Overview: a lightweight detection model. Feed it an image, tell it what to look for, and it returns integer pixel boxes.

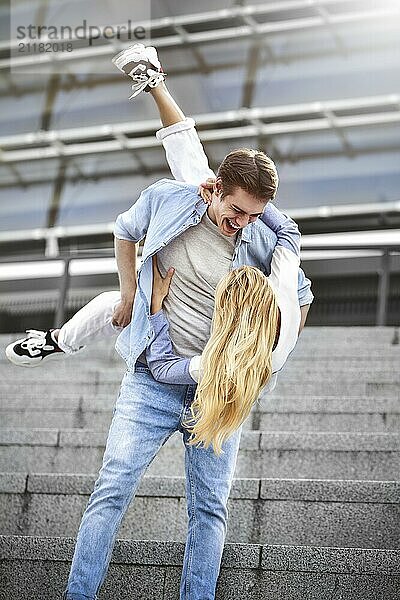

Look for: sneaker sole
[5,344,65,368]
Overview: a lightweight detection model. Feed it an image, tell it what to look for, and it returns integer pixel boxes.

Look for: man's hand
[112,298,134,328]
[151,255,175,314]
[198,177,217,205]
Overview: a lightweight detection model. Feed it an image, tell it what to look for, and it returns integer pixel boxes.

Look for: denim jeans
[63,365,242,600]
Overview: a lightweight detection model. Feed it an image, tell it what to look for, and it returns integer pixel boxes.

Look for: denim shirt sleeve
[146,311,197,385]
[261,203,314,306]
[113,184,154,242]
[260,202,300,256]
[297,268,314,306]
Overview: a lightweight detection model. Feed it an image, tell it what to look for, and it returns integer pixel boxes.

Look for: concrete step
[1,328,399,369]
[1,378,399,399]
[2,354,399,385]
[267,381,400,399]
[1,535,399,600]
[2,365,400,385]
[1,397,399,432]
[1,326,398,345]
[1,429,399,480]
[1,473,398,549]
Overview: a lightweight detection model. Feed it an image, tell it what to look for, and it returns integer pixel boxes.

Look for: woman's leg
[57,290,122,354]
[150,82,186,126]
[5,291,122,366]
[151,82,216,185]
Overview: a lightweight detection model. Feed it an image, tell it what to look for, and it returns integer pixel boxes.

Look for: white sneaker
[112,43,166,99]
[5,329,64,367]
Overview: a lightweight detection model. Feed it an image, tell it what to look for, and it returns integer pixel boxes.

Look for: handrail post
[54,258,71,328]
[376,250,390,326]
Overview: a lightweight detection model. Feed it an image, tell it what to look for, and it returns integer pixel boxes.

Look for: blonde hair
[182,266,279,455]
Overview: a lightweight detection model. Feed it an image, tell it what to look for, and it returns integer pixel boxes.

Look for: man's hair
[217,148,279,201]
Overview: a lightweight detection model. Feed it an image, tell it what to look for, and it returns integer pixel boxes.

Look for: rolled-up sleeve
[297,268,314,306]
[261,203,300,256]
[114,186,154,243]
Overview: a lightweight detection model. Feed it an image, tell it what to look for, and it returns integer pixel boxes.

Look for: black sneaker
[112,43,166,99]
[5,329,64,367]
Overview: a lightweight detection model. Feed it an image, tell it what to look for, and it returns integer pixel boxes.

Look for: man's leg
[179,392,243,600]
[64,367,188,600]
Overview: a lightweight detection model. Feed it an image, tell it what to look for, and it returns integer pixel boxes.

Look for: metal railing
[1,242,399,327]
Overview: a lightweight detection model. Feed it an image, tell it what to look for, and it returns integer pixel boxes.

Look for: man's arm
[112,184,156,326]
[112,239,138,327]
[297,265,313,332]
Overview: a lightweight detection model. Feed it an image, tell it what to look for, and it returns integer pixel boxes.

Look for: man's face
[208,184,267,237]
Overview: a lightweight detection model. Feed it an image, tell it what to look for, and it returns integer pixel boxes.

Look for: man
[6,45,313,599]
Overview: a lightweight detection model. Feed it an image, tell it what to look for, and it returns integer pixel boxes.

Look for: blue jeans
[63,366,242,600]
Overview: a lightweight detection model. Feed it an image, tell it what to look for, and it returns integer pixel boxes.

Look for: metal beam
[54,257,70,328]
[1,140,400,189]
[313,0,348,57]
[46,159,67,228]
[0,0,380,51]
[173,25,211,75]
[1,1,399,70]
[1,38,397,99]
[323,109,354,157]
[0,94,398,163]
[0,215,399,246]
[1,94,398,147]
[376,250,391,326]
[241,42,262,108]
[1,111,399,162]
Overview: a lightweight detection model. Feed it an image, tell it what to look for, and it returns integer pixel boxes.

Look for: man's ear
[214,178,223,196]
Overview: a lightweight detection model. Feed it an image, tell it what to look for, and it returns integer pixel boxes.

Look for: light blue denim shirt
[114,178,314,371]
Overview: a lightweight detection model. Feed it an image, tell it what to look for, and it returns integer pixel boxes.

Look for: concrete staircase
[0,327,399,599]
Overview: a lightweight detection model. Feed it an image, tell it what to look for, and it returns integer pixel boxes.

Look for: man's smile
[223,218,241,234]
[227,219,240,230]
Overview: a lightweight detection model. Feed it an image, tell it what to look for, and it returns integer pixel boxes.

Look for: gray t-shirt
[156,210,235,357]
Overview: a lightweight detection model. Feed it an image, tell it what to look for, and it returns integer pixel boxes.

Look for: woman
[146,180,301,455]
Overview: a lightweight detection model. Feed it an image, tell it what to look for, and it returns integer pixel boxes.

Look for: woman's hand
[198,177,217,205]
[151,255,175,314]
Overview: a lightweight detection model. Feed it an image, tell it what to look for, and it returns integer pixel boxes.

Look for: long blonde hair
[183,266,279,455]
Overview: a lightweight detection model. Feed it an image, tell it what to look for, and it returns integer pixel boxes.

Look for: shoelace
[130,71,165,97]
[147,71,165,88]
[21,330,54,355]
